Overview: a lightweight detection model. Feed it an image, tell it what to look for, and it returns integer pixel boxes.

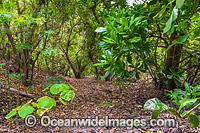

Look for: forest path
[0,71,186,132]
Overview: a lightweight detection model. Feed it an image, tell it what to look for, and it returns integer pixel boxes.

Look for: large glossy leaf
[144,98,169,110]
[179,98,198,113]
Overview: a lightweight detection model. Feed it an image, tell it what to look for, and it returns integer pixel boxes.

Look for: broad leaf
[18,105,34,118]
[50,84,63,94]
[37,96,56,109]
[144,98,169,110]
[179,98,198,113]
[60,90,75,101]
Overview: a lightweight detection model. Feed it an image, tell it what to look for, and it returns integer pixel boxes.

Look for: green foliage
[102,102,112,106]
[44,77,64,88]
[144,83,200,128]
[16,43,32,50]
[167,82,200,105]
[165,68,184,86]
[95,6,152,79]
[6,83,76,119]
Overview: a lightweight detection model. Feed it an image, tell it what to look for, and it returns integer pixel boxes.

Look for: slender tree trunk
[164,30,183,90]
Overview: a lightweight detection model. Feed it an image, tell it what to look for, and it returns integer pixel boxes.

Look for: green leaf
[163,7,178,33]
[60,90,75,101]
[31,102,38,108]
[127,43,134,49]
[144,98,169,110]
[168,108,179,117]
[173,35,188,43]
[0,63,6,65]
[95,27,107,33]
[152,110,160,119]
[163,13,173,33]
[37,96,56,109]
[122,17,128,27]
[59,98,66,105]
[179,98,198,113]
[16,43,32,49]
[18,105,34,118]
[103,102,112,106]
[45,77,53,81]
[192,85,200,94]
[104,69,111,78]
[94,62,109,66]
[50,84,63,94]
[55,77,64,82]
[129,15,135,27]
[172,7,178,21]
[167,75,173,79]
[129,37,141,43]
[41,48,56,55]
[6,109,17,119]
[44,30,53,34]
[99,41,106,47]
[176,0,185,8]
[188,114,199,128]
[43,83,51,90]
[61,84,70,91]
[154,0,174,18]
[184,82,191,91]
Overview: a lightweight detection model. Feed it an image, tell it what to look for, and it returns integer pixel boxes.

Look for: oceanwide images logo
[25,115,176,129]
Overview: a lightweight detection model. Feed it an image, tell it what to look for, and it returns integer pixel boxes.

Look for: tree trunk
[164,30,183,90]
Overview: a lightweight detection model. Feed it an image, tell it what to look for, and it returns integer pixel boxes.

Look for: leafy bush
[6,83,76,119]
[144,83,200,128]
